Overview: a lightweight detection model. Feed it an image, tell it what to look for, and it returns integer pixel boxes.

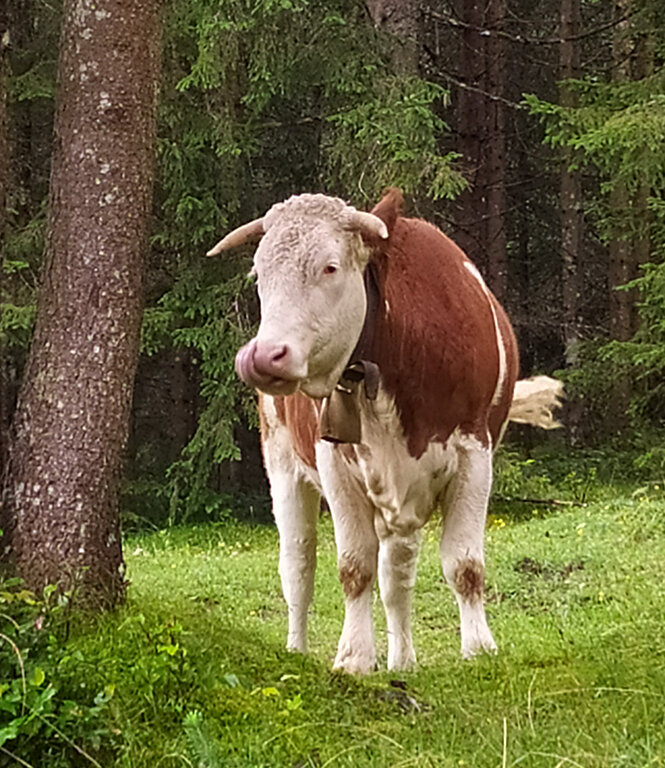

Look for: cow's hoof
[387,650,417,671]
[333,648,377,675]
[461,637,498,660]
[286,638,308,654]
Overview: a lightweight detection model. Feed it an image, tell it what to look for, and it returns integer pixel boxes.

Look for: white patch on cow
[439,434,497,658]
[316,389,463,671]
[331,589,377,675]
[463,261,507,410]
[354,389,458,536]
[315,439,379,674]
[375,521,422,670]
[260,396,320,653]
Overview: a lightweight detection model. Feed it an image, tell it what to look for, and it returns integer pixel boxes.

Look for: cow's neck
[318,260,382,445]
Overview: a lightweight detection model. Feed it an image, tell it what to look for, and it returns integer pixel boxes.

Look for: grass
[18,487,665,766]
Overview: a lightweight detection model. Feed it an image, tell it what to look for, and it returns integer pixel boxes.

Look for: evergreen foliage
[134,0,465,521]
[6,0,665,522]
[3,1,464,524]
[524,1,665,439]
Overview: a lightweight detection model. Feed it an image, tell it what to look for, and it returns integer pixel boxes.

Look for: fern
[183,710,224,768]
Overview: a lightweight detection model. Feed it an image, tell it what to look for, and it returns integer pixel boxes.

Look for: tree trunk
[0,4,8,475]
[608,0,632,344]
[2,0,162,607]
[484,0,507,301]
[454,0,487,272]
[630,27,653,335]
[560,0,582,364]
[607,0,633,428]
[365,0,422,76]
[559,0,585,442]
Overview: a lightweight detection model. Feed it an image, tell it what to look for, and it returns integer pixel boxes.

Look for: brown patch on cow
[273,394,287,426]
[284,394,319,469]
[339,556,373,599]
[337,443,357,464]
[260,392,319,469]
[453,559,485,604]
[365,212,516,458]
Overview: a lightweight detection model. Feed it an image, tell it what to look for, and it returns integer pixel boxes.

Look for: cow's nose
[253,342,293,378]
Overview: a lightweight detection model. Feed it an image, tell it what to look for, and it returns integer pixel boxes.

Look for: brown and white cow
[208,189,561,673]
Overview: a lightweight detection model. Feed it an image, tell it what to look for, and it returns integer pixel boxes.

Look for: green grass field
[44,486,665,768]
[4,479,665,766]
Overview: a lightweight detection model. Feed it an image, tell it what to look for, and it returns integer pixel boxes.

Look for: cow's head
[208,194,388,398]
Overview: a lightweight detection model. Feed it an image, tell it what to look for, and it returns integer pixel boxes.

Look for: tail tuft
[509,376,564,430]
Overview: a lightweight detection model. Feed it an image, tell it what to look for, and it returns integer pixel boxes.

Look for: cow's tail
[508,375,564,430]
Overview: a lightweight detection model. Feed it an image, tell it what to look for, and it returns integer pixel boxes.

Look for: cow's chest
[329,391,459,535]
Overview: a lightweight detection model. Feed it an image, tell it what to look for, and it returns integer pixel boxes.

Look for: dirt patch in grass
[514,556,585,580]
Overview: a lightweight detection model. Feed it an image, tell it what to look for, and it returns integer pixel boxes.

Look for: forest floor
[53,481,665,768]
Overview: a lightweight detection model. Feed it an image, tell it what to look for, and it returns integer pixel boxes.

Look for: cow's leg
[270,474,320,653]
[261,397,320,654]
[317,444,378,674]
[375,517,422,670]
[440,441,496,658]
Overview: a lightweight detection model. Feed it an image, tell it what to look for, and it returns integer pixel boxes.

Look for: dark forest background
[2,0,665,533]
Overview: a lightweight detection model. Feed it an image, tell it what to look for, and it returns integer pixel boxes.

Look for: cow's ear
[370,187,404,237]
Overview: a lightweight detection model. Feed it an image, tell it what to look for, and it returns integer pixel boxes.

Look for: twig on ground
[493,496,586,507]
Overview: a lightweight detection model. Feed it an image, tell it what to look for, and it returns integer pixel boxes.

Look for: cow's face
[230,195,386,398]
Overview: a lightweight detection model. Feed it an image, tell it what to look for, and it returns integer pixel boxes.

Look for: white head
[208,194,388,398]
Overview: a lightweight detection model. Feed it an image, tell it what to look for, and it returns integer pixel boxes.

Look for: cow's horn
[206,217,265,256]
[348,211,389,240]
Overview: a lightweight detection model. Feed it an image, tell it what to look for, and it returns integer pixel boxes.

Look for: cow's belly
[351,390,458,534]
[301,390,459,536]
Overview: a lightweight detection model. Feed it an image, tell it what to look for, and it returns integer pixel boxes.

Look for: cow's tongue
[235,339,298,394]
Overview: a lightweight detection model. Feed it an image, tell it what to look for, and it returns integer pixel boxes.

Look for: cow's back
[370,214,518,456]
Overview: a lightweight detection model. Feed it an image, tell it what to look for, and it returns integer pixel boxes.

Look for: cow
[207,188,561,674]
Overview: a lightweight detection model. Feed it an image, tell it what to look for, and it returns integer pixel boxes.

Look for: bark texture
[2,0,162,606]
[453,0,507,299]
[484,0,507,301]
[454,0,486,269]
[0,4,8,474]
[630,27,653,335]
[608,0,632,343]
[560,0,582,362]
[365,0,422,75]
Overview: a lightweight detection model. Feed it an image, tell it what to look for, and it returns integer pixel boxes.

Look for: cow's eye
[323,264,338,275]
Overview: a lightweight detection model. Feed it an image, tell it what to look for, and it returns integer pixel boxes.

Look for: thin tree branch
[493,496,586,507]
[432,66,526,110]
[428,9,634,47]
[0,746,36,768]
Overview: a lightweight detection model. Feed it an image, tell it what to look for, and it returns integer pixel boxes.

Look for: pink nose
[234,338,300,394]
[253,342,291,378]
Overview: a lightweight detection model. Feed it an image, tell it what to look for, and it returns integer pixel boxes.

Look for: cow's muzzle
[235,338,301,395]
